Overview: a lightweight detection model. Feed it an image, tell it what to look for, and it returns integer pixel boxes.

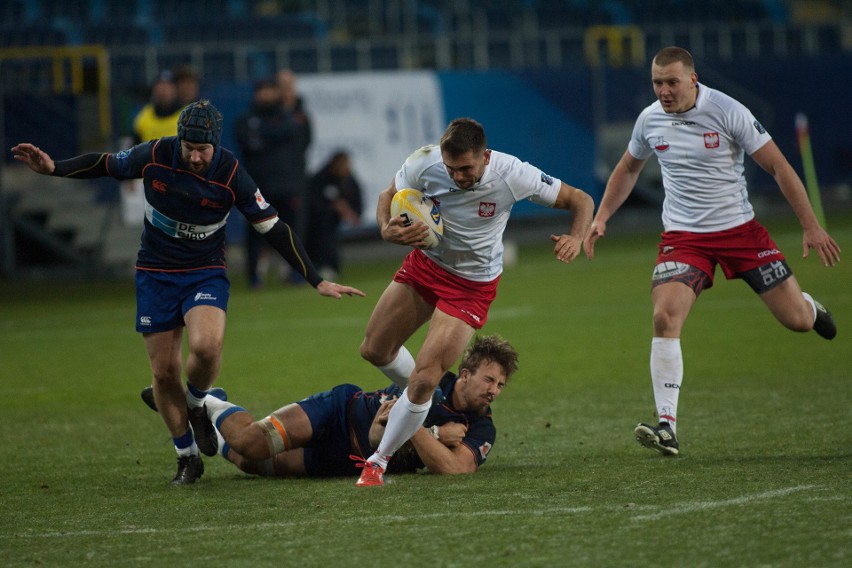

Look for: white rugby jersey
[628,83,772,232]
[395,145,561,281]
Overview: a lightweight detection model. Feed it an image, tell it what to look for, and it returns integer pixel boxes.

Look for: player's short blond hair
[653,46,695,72]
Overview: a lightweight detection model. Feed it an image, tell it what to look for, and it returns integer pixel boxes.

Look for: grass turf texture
[2,215,850,567]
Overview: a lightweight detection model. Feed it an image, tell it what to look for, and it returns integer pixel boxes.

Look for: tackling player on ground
[583,47,841,456]
[12,100,364,484]
[355,117,594,486]
[142,334,518,478]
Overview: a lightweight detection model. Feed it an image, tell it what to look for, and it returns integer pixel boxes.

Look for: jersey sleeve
[52,141,151,180]
[459,415,496,466]
[500,153,561,207]
[231,166,279,224]
[627,108,655,160]
[726,101,773,156]
[394,144,439,190]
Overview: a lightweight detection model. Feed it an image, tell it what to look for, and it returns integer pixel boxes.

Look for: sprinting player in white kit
[354,117,594,486]
[583,46,841,456]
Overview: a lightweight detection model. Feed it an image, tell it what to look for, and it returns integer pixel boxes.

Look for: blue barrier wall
[6,57,848,206]
[438,69,600,214]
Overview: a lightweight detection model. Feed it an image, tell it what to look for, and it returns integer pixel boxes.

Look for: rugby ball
[390,188,444,249]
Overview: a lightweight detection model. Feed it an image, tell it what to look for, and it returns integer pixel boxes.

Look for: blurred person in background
[583,46,841,457]
[276,69,313,242]
[132,71,182,144]
[12,100,364,486]
[304,150,363,281]
[173,65,201,107]
[235,78,306,288]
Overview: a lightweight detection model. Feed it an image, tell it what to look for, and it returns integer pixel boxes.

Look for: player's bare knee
[151,368,180,387]
[408,370,441,399]
[192,342,221,366]
[359,339,391,366]
[652,309,677,336]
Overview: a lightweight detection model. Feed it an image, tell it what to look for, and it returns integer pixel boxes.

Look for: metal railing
[95,20,845,88]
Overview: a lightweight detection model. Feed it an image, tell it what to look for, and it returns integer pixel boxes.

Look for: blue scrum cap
[177,100,223,146]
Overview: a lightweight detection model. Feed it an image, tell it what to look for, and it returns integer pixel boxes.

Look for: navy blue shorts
[297,383,361,477]
[135,268,230,333]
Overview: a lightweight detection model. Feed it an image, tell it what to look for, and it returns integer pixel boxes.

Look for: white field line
[630,484,820,521]
[3,485,822,540]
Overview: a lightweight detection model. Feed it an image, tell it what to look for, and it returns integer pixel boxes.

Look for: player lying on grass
[142,335,518,477]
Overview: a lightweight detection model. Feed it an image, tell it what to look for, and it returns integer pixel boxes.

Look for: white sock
[802,292,817,322]
[370,387,430,469]
[215,426,228,460]
[204,395,242,429]
[377,347,416,388]
[650,337,683,433]
[185,383,209,409]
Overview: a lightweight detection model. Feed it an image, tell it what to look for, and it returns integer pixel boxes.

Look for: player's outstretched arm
[751,141,841,267]
[11,143,55,175]
[316,280,365,299]
[261,220,364,297]
[584,150,647,260]
[550,182,594,264]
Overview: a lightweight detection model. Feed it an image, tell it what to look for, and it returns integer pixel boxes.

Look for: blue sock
[173,428,197,457]
[186,382,209,408]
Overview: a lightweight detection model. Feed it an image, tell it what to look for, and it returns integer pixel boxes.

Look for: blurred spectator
[173,65,201,107]
[132,71,182,144]
[304,151,363,281]
[123,71,182,224]
[277,68,313,235]
[234,77,307,288]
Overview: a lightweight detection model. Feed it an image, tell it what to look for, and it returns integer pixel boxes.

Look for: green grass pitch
[1,214,850,567]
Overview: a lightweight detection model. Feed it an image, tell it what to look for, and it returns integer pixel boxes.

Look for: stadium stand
[1,0,848,278]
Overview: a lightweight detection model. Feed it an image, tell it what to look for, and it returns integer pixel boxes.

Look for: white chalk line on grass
[3,484,822,540]
[631,484,820,521]
[4,507,595,540]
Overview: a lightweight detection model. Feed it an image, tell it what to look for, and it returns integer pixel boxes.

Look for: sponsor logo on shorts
[757,248,780,258]
[195,292,217,302]
[460,309,482,324]
[704,132,720,148]
[757,260,789,288]
[478,202,496,218]
[479,441,492,459]
[653,261,690,281]
[139,316,152,326]
[654,136,670,152]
